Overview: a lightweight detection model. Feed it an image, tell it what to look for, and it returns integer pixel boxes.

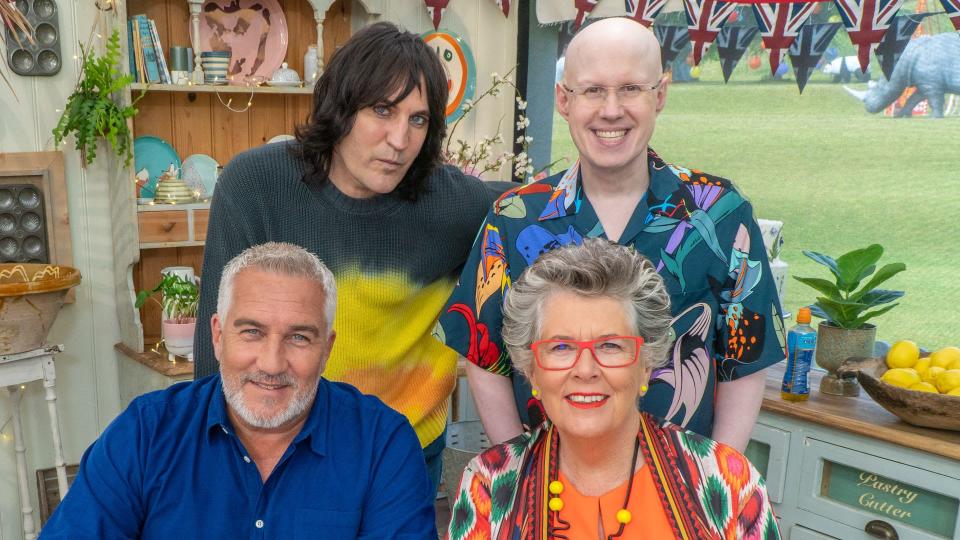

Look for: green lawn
[550,81,960,349]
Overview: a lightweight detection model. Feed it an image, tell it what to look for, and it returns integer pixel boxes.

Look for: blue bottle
[782,307,816,401]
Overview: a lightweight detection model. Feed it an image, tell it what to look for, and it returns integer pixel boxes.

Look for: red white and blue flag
[626,0,670,27]
[424,0,449,30]
[833,0,906,73]
[573,0,601,30]
[752,2,816,75]
[939,0,960,30]
[684,0,737,65]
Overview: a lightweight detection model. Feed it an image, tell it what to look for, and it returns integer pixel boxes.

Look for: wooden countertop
[115,343,195,378]
[761,364,960,460]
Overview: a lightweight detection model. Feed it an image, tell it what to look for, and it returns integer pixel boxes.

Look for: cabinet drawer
[798,438,960,539]
[193,210,209,242]
[747,422,790,504]
[790,525,839,540]
[138,210,189,243]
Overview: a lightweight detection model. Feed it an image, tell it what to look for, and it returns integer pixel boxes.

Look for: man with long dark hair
[194,22,510,493]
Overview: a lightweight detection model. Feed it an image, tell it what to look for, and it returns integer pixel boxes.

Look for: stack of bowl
[200,51,230,85]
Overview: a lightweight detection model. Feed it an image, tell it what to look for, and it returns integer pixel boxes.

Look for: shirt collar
[537,148,680,222]
[206,376,330,456]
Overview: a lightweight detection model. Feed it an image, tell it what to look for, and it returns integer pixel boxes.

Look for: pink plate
[194,0,288,82]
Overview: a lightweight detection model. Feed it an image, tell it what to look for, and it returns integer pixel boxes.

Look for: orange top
[557,464,674,539]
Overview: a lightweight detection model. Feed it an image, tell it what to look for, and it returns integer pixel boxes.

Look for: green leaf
[816,296,871,329]
[802,250,842,281]
[134,290,151,308]
[849,304,900,329]
[849,262,907,302]
[834,244,883,292]
[793,276,841,300]
[857,289,904,307]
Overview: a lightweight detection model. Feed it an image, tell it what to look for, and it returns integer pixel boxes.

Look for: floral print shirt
[438,149,787,437]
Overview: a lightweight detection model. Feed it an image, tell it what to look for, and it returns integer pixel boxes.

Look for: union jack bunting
[716,25,759,82]
[626,0,670,27]
[653,25,692,71]
[491,0,510,18]
[423,0,450,30]
[573,0,601,30]
[833,0,906,73]
[875,13,935,79]
[752,2,816,76]
[684,0,737,65]
[788,22,843,93]
[939,0,960,30]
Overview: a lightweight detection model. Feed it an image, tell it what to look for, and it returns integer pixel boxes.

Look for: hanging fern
[53,29,141,168]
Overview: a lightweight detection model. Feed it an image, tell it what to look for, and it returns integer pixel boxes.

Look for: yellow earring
[640,384,648,394]
[532,388,540,398]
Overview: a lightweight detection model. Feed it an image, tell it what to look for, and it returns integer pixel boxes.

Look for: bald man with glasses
[437,17,786,453]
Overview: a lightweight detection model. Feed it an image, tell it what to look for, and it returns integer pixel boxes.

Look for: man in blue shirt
[42,242,437,539]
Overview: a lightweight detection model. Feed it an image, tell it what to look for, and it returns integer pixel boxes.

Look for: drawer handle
[162,222,176,233]
[864,520,898,540]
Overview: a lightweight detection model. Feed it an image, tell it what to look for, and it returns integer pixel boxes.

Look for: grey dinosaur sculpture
[844,32,960,118]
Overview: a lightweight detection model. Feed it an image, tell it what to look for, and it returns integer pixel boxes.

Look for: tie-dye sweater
[194,142,509,446]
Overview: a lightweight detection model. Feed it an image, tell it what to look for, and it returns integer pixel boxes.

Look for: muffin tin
[4,0,61,76]
[0,185,50,263]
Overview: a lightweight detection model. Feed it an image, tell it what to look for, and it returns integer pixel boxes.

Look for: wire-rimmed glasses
[560,81,662,104]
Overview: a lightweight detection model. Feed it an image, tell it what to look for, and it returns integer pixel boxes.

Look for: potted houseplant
[52,29,141,168]
[135,273,199,360]
[794,244,906,396]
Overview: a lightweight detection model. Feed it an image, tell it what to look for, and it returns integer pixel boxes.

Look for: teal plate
[134,136,181,198]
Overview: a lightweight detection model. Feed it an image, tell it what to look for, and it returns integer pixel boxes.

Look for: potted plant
[794,244,906,396]
[52,29,141,168]
[135,273,199,360]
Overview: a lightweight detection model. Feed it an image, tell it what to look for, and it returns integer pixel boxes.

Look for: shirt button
[255,519,264,529]
[243,456,251,463]
[221,426,229,435]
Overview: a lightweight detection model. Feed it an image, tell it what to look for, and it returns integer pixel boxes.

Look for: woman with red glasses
[447,239,779,540]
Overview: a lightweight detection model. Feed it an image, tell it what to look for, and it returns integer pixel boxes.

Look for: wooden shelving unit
[130,83,315,95]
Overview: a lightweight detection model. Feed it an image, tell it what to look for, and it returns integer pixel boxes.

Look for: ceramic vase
[815,322,877,396]
[163,318,196,360]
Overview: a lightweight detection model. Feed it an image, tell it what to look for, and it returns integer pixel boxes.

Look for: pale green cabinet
[748,410,960,540]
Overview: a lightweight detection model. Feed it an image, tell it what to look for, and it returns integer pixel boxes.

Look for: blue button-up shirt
[41,376,437,539]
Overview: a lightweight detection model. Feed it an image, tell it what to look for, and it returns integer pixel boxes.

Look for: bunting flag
[492,0,510,18]
[424,0,450,30]
[938,0,960,30]
[715,26,759,82]
[752,2,817,76]
[573,0,601,30]
[833,0,906,73]
[684,0,737,65]
[626,0,670,27]
[654,25,692,71]
[788,22,843,93]
[875,13,935,79]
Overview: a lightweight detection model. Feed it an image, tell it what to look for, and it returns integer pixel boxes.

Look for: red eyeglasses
[530,336,645,371]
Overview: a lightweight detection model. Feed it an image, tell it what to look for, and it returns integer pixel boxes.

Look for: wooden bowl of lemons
[839,344,960,431]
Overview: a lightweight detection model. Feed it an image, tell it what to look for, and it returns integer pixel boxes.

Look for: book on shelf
[128,15,171,84]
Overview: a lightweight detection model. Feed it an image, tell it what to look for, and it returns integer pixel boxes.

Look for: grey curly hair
[501,238,674,378]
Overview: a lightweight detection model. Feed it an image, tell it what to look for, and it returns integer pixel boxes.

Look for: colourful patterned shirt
[437,150,787,437]
[446,414,781,539]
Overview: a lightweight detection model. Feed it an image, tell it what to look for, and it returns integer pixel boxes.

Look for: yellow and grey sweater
[194,142,509,447]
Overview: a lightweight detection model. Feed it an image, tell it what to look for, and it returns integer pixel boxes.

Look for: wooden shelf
[130,82,314,95]
[138,201,210,211]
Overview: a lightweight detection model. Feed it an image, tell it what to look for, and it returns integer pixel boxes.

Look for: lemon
[909,382,939,393]
[929,347,959,368]
[923,366,946,385]
[886,341,920,369]
[881,368,921,389]
[948,387,960,397]
[949,357,960,371]
[935,369,960,394]
[914,357,932,377]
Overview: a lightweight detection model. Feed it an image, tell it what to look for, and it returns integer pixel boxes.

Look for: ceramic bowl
[0,264,81,354]
[840,357,960,431]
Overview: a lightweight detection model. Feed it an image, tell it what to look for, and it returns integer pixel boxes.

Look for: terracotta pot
[162,318,196,357]
[816,322,877,396]
[0,264,81,354]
